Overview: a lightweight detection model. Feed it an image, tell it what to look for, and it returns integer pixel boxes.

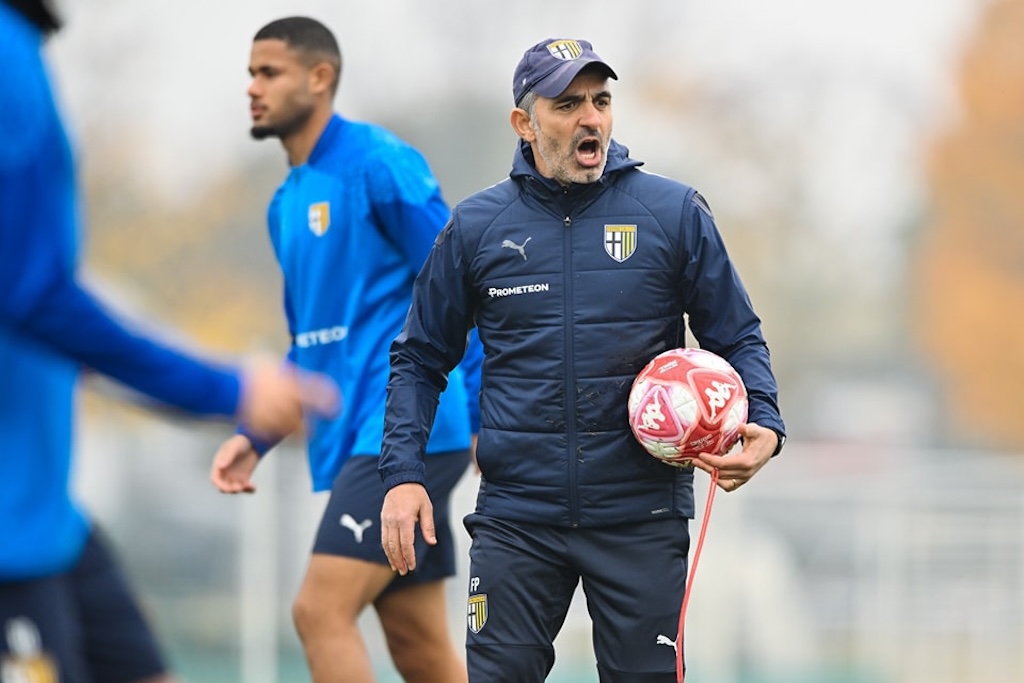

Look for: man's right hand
[380,483,435,576]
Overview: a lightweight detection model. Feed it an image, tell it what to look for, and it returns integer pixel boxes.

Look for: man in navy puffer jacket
[380,38,785,682]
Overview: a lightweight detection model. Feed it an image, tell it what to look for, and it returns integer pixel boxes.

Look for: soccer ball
[627,348,748,467]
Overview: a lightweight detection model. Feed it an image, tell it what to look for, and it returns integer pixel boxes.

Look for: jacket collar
[307,114,345,166]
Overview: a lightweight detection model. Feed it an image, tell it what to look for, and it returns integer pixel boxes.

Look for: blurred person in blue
[0,2,339,682]
[208,16,481,683]
[380,38,786,682]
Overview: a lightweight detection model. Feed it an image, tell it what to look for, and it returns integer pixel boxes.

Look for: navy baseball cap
[513,38,617,106]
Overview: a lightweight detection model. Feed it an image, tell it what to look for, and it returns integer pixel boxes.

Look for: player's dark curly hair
[4,0,61,33]
[255,16,342,94]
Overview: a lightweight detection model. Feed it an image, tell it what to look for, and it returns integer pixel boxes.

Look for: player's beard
[250,103,315,141]
[532,122,609,185]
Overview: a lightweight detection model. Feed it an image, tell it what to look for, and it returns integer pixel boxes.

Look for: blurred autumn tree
[82,149,288,357]
[914,0,1024,450]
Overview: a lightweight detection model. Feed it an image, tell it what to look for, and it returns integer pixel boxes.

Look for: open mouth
[576,137,602,167]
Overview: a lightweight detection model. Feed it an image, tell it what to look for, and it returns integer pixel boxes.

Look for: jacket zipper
[562,213,579,527]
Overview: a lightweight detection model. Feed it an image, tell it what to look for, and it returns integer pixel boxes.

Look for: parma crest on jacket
[604,224,636,262]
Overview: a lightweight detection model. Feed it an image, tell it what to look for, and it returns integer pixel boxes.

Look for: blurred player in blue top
[209,16,480,683]
[0,2,338,682]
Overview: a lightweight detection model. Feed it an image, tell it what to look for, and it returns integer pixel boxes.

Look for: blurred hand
[211,434,260,494]
[236,356,339,441]
[380,483,434,576]
[692,422,778,493]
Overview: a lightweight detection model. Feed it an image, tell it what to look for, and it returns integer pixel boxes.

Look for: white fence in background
[77,414,1024,683]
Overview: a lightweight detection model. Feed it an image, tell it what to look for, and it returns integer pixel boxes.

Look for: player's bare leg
[376,580,467,683]
[292,554,393,683]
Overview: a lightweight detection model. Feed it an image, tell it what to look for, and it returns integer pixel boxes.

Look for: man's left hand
[692,422,778,492]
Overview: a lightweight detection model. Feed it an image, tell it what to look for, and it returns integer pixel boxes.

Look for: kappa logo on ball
[689,370,741,422]
[637,387,683,438]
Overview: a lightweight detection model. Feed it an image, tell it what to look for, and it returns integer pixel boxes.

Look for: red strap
[677,468,720,682]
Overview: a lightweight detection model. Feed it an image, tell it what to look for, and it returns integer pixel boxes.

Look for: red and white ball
[628,347,748,467]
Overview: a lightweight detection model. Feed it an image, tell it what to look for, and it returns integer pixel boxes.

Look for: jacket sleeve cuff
[380,463,427,491]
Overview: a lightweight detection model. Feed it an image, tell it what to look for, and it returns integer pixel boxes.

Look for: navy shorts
[313,450,471,593]
[463,513,691,682]
[0,527,167,683]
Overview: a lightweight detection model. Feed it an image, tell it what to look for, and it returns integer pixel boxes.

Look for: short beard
[533,123,607,185]
[250,125,278,140]
[249,106,314,142]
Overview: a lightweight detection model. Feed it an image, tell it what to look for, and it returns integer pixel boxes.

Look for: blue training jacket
[256,115,481,492]
[381,139,784,527]
[0,5,243,579]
